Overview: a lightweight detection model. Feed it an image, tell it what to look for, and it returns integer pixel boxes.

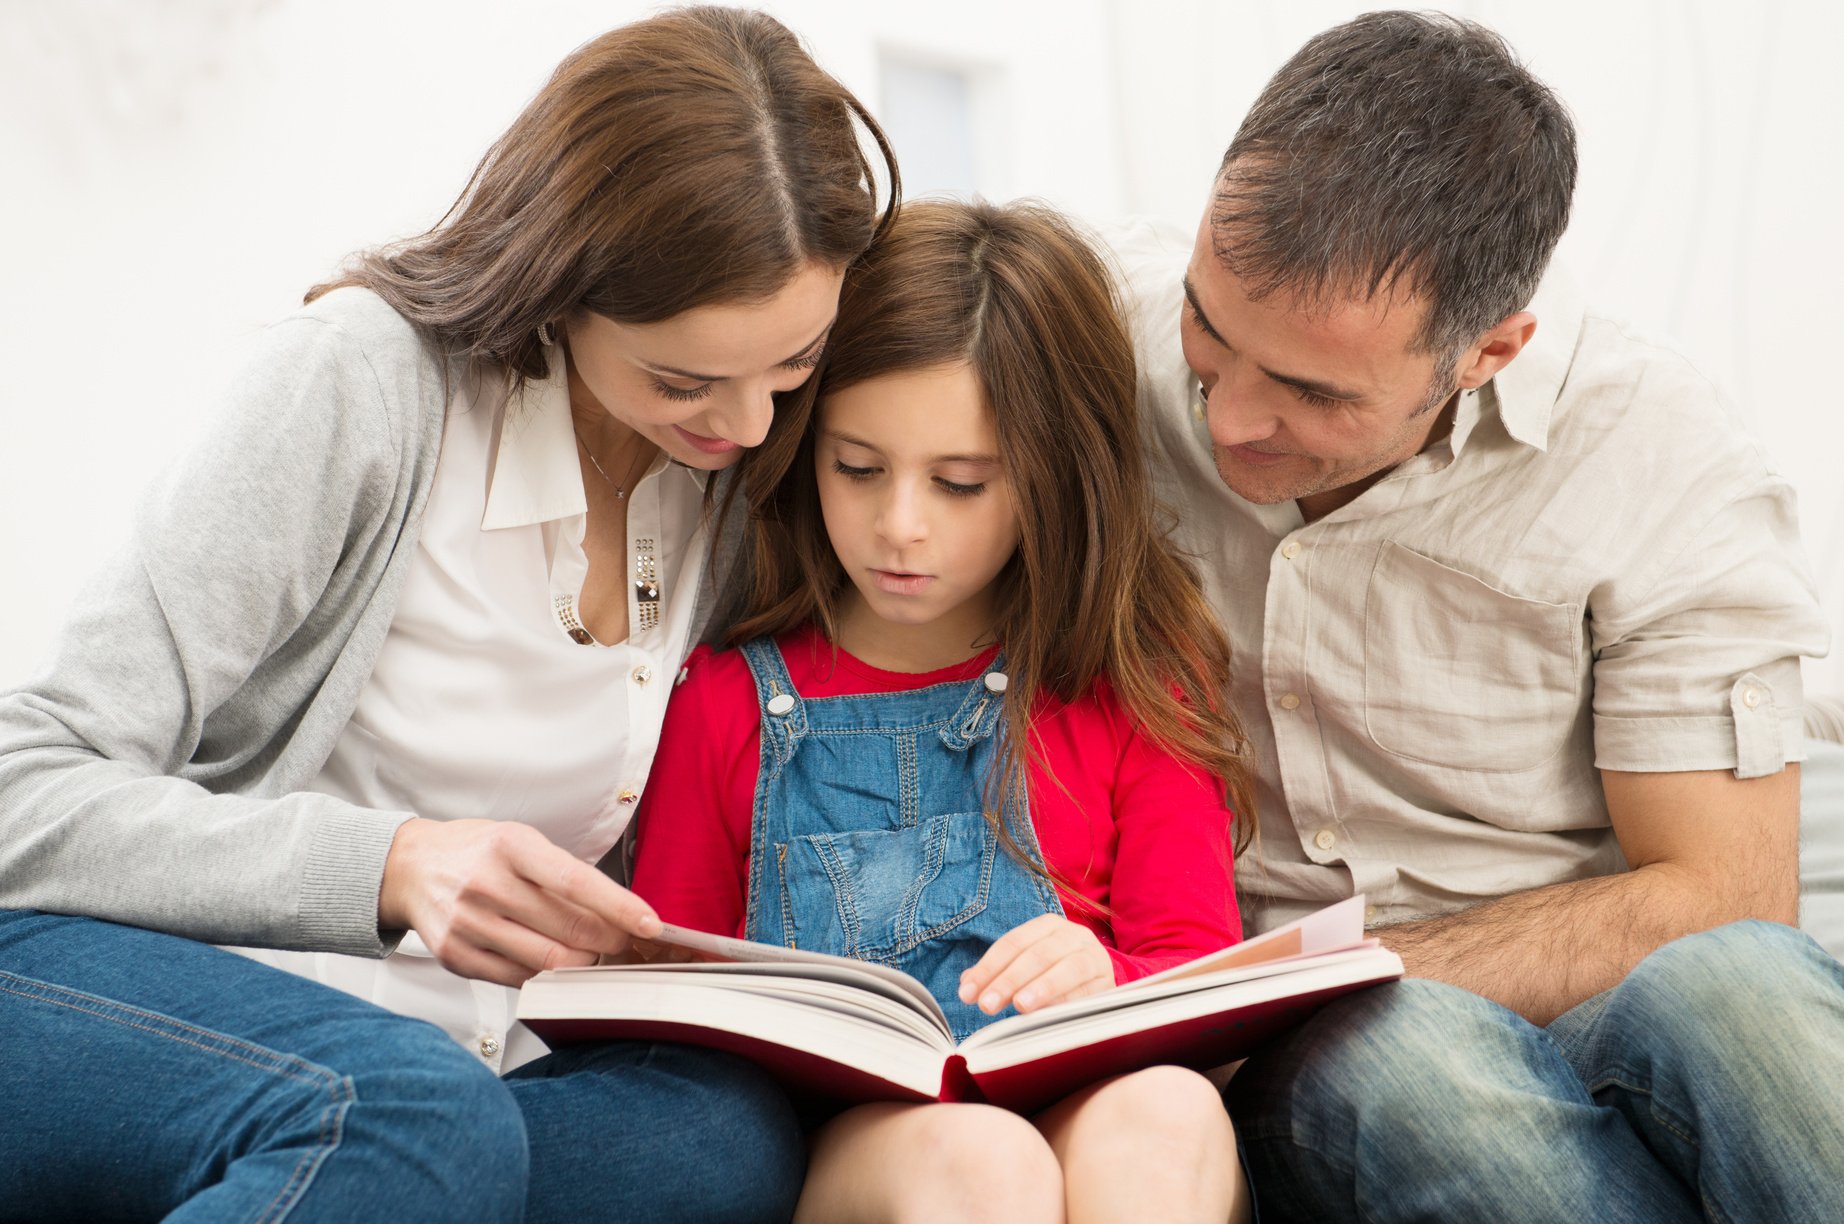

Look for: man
[1114,12,1844,1221]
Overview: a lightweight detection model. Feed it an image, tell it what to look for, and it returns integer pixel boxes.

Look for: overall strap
[738,635,806,776]
[937,652,1011,753]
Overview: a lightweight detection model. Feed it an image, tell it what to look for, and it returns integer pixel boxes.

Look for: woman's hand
[958,913,1115,1015]
[379,817,662,987]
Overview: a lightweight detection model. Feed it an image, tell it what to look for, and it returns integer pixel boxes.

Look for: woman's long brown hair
[308,7,898,382]
[729,199,1256,863]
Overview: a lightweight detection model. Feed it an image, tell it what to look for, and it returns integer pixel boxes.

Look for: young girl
[632,200,1256,1224]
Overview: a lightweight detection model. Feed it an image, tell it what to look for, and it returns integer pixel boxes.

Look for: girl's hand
[958,913,1115,1014]
[379,817,662,987]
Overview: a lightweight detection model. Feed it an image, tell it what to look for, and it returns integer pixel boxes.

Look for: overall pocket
[777,810,997,960]
[1363,541,1583,773]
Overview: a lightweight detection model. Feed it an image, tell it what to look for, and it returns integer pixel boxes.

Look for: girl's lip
[872,569,933,595]
[673,425,740,455]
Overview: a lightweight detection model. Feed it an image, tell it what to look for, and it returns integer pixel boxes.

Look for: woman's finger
[504,829,662,942]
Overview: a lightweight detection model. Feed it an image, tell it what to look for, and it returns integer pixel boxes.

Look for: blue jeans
[1226,920,1844,1222]
[0,910,804,1222]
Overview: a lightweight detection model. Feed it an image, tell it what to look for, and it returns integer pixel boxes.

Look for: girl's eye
[652,379,714,403]
[783,346,825,371]
[831,459,877,480]
[936,478,985,498]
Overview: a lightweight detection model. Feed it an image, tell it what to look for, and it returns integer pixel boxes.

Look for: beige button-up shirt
[1110,219,1829,935]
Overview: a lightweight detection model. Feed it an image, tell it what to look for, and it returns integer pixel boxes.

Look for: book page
[628,923,948,1027]
[1115,895,1371,992]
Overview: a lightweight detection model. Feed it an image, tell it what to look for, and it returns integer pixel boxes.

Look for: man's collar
[1449,266,1584,458]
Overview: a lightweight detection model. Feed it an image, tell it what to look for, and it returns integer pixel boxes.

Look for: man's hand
[379,817,662,987]
[959,914,1115,1014]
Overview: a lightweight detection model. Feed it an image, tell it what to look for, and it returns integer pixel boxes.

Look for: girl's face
[816,362,1023,651]
[564,261,845,469]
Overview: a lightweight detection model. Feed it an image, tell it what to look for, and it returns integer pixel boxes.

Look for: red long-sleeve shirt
[631,625,1241,984]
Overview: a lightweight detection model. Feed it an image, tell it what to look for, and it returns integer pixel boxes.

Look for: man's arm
[1375,765,1801,1024]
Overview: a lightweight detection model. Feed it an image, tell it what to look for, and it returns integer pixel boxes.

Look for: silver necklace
[577,434,647,500]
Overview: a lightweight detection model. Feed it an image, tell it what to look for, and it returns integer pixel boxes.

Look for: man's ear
[1454,311,1537,390]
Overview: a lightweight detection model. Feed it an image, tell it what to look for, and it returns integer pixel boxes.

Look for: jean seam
[1586,1067,1726,1222]
[1,972,352,1221]
[1584,1068,1700,1150]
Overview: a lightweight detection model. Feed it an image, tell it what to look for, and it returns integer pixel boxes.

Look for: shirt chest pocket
[1362,542,1584,773]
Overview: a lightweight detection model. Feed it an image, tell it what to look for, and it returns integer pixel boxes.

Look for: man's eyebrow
[827,430,999,466]
[1183,275,1365,403]
[643,321,835,383]
[1182,277,1229,347]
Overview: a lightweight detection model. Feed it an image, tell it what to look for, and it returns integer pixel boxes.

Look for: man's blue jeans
[0,910,805,1222]
[1226,920,1844,1222]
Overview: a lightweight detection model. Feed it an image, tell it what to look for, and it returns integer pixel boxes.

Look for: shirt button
[567,628,593,645]
[984,671,1009,694]
[1278,693,1301,711]
[631,665,653,686]
[1743,687,1762,709]
[766,693,797,717]
[478,1034,501,1059]
[1314,829,1336,851]
[617,789,639,806]
[1281,541,1301,560]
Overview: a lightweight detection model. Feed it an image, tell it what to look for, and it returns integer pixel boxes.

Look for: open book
[518,896,1401,1113]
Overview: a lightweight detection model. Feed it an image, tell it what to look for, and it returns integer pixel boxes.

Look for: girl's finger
[959,914,1066,1001]
[970,927,1085,1013]
[1013,951,1113,1011]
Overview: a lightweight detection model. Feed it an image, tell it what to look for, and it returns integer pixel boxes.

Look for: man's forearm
[1374,868,1699,1023]
[1376,765,1800,1024]
[1376,861,1797,1024]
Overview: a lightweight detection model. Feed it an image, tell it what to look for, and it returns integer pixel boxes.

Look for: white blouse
[235,345,710,1073]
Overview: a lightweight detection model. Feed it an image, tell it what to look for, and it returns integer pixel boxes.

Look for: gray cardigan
[0,288,738,957]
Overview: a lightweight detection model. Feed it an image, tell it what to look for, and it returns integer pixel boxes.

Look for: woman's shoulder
[291,285,431,350]
[243,286,454,454]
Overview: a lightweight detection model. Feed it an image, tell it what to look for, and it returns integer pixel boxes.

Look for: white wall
[4,0,1842,690]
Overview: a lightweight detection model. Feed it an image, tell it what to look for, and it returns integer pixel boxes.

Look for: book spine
[938,1054,982,1104]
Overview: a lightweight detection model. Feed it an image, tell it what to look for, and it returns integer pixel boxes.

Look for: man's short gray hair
[1212,11,1577,357]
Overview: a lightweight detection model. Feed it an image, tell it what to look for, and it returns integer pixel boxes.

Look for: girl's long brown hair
[729,199,1256,860]
[308,7,898,382]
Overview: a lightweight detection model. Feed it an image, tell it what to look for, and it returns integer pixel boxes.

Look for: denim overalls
[739,636,1065,1041]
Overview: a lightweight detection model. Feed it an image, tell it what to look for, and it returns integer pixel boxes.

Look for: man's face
[1181,207,1457,517]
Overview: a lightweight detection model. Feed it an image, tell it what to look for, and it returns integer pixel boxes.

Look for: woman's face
[564,261,846,469]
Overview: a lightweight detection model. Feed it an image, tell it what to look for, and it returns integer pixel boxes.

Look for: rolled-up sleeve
[1590,474,1826,777]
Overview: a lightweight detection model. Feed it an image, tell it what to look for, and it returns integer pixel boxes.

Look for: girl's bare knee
[903,1105,1062,1221]
[1085,1065,1235,1143]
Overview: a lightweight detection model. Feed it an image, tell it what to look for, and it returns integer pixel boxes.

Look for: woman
[0,8,896,1221]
